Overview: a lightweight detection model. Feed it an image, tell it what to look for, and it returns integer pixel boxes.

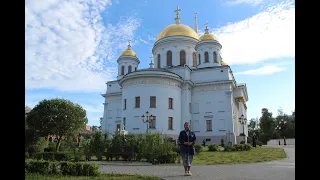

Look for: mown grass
[192,146,286,165]
[25,173,160,180]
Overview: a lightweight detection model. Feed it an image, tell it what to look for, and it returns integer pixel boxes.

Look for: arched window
[213,52,218,63]
[192,52,197,67]
[204,52,209,63]
[128,65,132,73]
[157,54,161,68]
[180,50,186,65]
[198,54,201,64]
[167,51,172,66]
[121,65,125,75]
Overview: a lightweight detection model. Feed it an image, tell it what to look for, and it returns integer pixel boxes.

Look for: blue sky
[25,0,295,126]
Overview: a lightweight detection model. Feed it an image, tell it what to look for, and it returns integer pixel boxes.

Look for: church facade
[101,7,248,144]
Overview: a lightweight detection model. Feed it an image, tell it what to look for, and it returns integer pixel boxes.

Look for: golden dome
[120,49,137,57]
[221,59,228,66]
[199,33,217,41]
[156,24,199,41]
[199,23,217,41]
[120,41,137,57]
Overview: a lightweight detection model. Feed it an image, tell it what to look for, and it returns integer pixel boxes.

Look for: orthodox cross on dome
[174,6,181,24]
[149,56,154,68]
[127,40,131,49]
[149,56,153,63]
[204,21,209,33]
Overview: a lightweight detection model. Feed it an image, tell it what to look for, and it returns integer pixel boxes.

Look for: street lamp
[141,111,154,133]
[275,119,287,145]
[239,115,247,142]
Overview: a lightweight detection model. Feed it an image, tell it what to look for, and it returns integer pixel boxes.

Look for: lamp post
[141,111,154,133]
[239,115,247,142]
[275,119,287,145]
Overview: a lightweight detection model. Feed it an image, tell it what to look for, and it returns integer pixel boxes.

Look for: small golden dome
[221,59,228,66]
[120,49,137,57]
[120,41,137,57]
[156,24,199,41]
[199,33,217,41]
[199,22,217,41]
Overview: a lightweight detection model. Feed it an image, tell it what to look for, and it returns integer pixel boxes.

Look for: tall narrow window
[198,54,201,64]
[135,96,140,108]
[204,51,209,63]
[157,54,161,68]
[206,120,212,131]
[168,117,173,130]
[121,65,125,75]
[192,52,197,67]
[123,117,126,130]
[128,65,132,73]
[123,99,127,110]
[116,124,121,132]
[168,98,173,109]
[149,116,156,128]
[167,51,172,66]
[213,52,218,63]
[135,67,137,71]
[180,50,186,65]
[150,96,156,108]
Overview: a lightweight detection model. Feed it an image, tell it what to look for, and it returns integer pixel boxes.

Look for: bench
[107,146,136,161]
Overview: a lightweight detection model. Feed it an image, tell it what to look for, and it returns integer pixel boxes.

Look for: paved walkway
[99,146,295,180]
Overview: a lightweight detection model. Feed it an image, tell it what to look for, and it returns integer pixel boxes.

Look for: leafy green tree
[26,98,88,151]
[259,108,275,143]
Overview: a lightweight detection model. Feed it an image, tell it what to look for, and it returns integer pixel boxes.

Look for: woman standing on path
[178,122,196,176]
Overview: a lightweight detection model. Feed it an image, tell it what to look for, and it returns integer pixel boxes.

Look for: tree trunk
[56,136,62,152]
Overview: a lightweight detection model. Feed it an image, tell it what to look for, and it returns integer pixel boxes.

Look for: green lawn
[192,147,287,165]
[25,173,160,180]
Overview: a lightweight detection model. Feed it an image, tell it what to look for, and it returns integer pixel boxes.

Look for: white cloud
[213,0,295,65]
[234,65,285,75]
[25,0,141,92]
[226,0,264,6]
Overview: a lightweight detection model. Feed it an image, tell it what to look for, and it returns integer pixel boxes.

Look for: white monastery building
[101,7,249,144]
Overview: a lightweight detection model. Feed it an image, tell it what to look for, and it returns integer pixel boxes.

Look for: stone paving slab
[99,147,295,180]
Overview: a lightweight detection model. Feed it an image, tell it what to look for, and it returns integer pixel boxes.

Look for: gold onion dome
[156,24,199,41]
[120,40,137,57]
[156,6,199,41]
[199,22,217,41]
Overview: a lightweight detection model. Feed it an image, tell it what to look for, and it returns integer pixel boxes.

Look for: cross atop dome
[174,6,181,24]
[204,21,209,33]
[149,56,154,68]
[127,40,131,49]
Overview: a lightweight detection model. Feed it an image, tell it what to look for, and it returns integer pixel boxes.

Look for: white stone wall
[152,37,198,68]
[195,41,222,68]
[190,83,236,144]
[191,66,231,83]
[102,94,122,135]
[117,56,140,80]
[120,76,183,136]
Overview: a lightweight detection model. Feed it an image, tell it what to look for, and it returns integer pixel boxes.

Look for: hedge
[25,159,99,176]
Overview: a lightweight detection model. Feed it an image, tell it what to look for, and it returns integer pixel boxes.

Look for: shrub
[25,159,99,176]
[34,152,71,161]
[194,144,203,154]
[208,144,219,152]
[243,144,252,151]
[224,145,236,152]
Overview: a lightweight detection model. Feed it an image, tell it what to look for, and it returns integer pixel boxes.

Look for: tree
[26,98,88,151]
[99,117,103,129]
[259,108,275,143]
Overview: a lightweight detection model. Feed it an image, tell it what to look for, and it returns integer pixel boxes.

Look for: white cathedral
[101,7,249,144]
